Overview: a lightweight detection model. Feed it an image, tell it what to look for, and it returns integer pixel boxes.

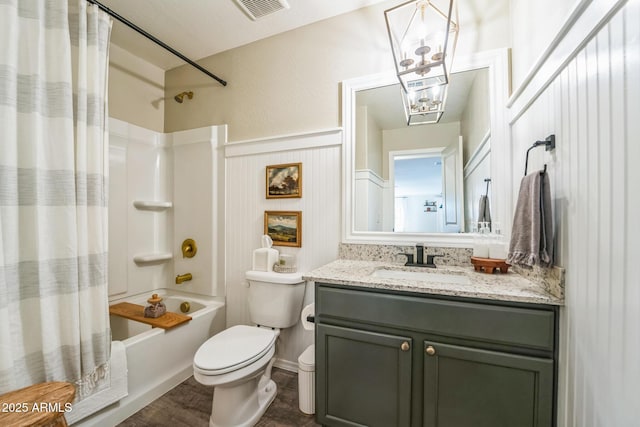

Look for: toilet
[193,270,306,427]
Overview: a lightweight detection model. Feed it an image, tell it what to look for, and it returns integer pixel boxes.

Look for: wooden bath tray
[109,302,191,330]
[470,256,511,274]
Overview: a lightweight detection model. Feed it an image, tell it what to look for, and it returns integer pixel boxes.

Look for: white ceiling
[100,0,391,70]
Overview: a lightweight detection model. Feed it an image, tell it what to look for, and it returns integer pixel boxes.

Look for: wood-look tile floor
[118,368,320,427]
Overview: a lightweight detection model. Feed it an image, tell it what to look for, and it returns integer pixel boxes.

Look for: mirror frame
[342,48,512,247]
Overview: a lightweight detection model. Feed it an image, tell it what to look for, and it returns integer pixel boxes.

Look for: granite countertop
[303,259,564,306]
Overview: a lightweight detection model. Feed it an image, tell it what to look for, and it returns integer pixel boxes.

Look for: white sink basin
[371,268,471,285]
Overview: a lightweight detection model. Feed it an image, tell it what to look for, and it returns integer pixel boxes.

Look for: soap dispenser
[488,222,507,259]
[252,235,279,272]
[472,221,490,258]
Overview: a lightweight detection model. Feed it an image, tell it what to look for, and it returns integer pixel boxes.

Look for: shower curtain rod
[86,0,227,86]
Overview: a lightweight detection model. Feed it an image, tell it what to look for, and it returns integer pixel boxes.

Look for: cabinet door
[317,324,413,427]
[422,341,553,427]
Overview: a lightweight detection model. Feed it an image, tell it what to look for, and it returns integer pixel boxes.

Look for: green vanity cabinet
[315,283,558,427]
[316,324,413,426]
[422,341,554,427]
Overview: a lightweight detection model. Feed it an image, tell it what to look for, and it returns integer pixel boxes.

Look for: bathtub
[73,289,225,426]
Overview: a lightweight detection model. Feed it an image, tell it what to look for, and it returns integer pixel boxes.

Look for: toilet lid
[194,325,277,375]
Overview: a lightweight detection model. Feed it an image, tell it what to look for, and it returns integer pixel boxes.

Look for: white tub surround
[304,259,563,306]
[173,126,227,298]
[108,119,173,299]
[108,119,227,300]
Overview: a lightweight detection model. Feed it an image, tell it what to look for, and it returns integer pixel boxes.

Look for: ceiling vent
[233,0,290,20]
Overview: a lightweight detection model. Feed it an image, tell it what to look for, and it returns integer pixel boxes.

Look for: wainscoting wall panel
[509,1,640,424]
[225,130,342,367]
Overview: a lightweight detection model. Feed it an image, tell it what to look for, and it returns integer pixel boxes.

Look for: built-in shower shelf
[133,200,173,211]
[133,252,173,264]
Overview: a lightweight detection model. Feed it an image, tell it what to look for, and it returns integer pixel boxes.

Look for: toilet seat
[194,325,277,376]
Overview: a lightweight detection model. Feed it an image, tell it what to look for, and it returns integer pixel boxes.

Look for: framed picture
[264,211,302,247]
[266,162,302,199]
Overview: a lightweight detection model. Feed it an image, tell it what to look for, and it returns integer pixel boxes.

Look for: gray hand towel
[507,171,553,267]
[477,195,492,228]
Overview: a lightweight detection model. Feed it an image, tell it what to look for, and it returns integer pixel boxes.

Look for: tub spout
[176,273,192,284]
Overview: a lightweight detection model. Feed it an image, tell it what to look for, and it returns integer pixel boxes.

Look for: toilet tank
[245,271,306,328]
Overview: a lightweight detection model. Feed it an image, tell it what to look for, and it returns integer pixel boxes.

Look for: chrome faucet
[175,273,192,284]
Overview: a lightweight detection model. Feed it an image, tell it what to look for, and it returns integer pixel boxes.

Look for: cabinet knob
[400,341,410,351]
[425,345,436,356]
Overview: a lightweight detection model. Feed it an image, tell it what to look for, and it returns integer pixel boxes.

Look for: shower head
[174,91,194,103]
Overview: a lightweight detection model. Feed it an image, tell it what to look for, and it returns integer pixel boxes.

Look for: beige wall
[164,0,511,140]
[367,110,383,176]
[355,105,383,175]
[109,44,165,132]
[355,106,368,170]
[460,68,490,163]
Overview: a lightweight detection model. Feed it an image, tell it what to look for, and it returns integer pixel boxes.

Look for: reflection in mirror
[354,68,489,233]
[342,49,510,246]
[393,151,442,233]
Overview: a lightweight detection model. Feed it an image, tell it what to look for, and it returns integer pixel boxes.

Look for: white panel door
[442,137,464,232]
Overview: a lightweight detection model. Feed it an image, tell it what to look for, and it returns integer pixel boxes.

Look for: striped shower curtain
[0,0,112,400]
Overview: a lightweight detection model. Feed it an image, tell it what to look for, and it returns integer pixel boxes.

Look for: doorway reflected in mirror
[394,154,442,233]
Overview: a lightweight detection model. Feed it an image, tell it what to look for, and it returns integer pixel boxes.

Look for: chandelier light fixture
[385,0,459,124]
[402,80,448,125]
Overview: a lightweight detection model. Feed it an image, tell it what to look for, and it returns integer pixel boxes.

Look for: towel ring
[524,135,555,176]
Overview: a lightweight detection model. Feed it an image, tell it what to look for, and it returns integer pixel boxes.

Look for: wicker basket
[273,264,297,273]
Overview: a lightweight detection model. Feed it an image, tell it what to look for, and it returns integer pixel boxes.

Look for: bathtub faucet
[175,273,192,284]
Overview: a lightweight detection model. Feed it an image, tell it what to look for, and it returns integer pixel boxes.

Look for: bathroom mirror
[342,49,512,246]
